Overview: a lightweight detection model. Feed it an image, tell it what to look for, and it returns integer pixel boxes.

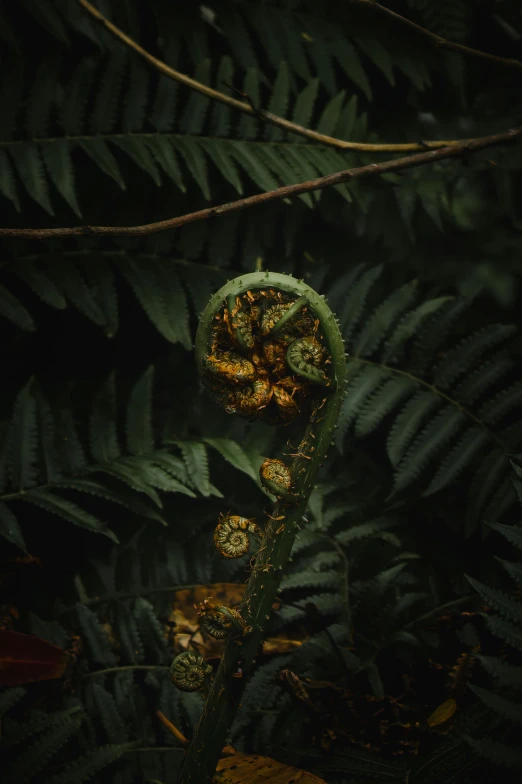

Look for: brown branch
[348,0,522,70]
[77,0,495,154]
[1,125,520,241]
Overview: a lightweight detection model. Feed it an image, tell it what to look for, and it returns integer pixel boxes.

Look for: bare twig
[77,0,503,154]
[348,0,522,71]
[1,125,520,241]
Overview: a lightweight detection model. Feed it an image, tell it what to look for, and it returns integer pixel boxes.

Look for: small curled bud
[260,458,292,497]
[214,514,261,558]
[196,598,251,639]
[170,651,212,692]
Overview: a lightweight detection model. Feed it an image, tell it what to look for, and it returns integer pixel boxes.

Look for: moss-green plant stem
[179,272,346,783]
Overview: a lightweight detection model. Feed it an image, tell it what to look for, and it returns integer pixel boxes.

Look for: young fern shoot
[175,272,346,784]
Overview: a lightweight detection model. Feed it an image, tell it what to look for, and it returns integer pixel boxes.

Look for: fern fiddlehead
[178,272,346,784]
[170,652,213,692]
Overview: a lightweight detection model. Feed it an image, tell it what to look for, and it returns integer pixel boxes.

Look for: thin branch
[348,0,522,71]
[1,125,520,241]
[77,0,499,154]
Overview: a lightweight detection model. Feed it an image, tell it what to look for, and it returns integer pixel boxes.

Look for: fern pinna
[171,271,346,783]
[464,459,522,770]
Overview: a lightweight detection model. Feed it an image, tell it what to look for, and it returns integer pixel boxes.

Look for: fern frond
[9,142,54,214]
[475,655,522,689]
[4,712,82,784]
[422,427,489,497]
[126,367,154,456]
[89,372,120,464]
[75,603,117,667]
[461,735,522,768]
[466,575,522,626]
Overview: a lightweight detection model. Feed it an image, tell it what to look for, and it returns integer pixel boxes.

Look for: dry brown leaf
[215,750,327,783]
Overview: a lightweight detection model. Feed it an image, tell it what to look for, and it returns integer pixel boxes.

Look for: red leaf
[0,630,68,685]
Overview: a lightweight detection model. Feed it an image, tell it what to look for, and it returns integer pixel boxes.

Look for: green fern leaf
[0,687,26,717]
[180,59,212,135]
[20,0,70,44]
[90,462,162,508]
[393,406,467,492]
[21,489,118,542]
[352,281,418,358]
[175,440,211,497]
[145,136,185,192]
[45,260,106,326]
[454,356,513,405]
[117,258,181,344]
[35,389,62,483]
[466,575,522,626]
[11,259,66,309]
[89,682,129,743]
[0,285,35,331]
[292,78,319,130]
[78,138,126,190]
[82,258,118,337]
[133,597,169,662]
[341,264,383,341]
[9,143,54,215]
[336,365,391,449]
[8,381,38,490]
[150,260,192,349]
[203,437,259,485]
[4,713,82,784]
[280,569,340,592]
[0,148,20,211]
[120,456,193,499]
[329,31,372,101]
[382,297,453,364]
[173,137,210,199]
[90,49,127,134]
[90,373,120,464]
[53,478,166,524]
[229,141,280,195]
[111,600,144,664]
[475,654,522,688]
[387,392,441,467]
[111,136,161,186]
[45,742,137,784]
[409,297,472,376]
[75,602,117,667]
[433,325,516,390]
[54,406,87,476]
[480,382,522,426]
[357,37,395,85]
[316,90,346,137]
[25,55,59,138]
[461,735,522,768]
[335,518,399,546]
[467,448,508,532]
[423,427,489,497]
[126,367,154,456]
[220,7,260,71]
[41,139,82,217]
[488,521,522,551]
[211,56,234,137]
[148,451,189,485]
[3,705,83,748]
[149,37,179,132]
[238,68,262,140]
[59,58,95,135]
[198,138,242,194]
[485,614,522,651]
[0,501,27,552]
[122,59,149,133]
[497,558,522,587]
[266,63,290,142]
[355,377,416,438]
[468,683,522,725]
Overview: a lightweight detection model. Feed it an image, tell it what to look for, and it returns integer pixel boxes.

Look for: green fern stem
[181,272,346,783]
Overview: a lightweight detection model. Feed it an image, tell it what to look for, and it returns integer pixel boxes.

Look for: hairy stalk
[178,272,346,783]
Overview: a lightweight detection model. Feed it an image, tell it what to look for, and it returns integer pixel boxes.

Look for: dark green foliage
[1,0,522,781]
